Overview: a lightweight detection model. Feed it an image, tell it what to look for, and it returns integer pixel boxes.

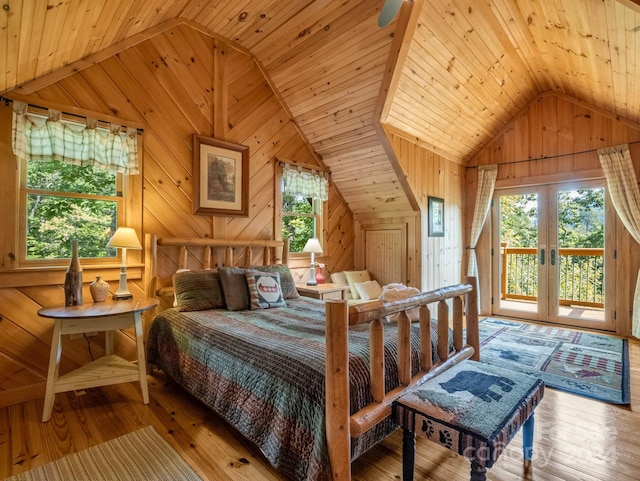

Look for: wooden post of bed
[325,299,351,481]
[325,276,479,481]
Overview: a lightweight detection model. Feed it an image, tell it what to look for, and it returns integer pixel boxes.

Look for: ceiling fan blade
[378,0,404,27]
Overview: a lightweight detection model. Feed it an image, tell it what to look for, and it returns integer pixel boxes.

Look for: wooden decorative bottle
[89,275,109,302]
[64,239,83,306]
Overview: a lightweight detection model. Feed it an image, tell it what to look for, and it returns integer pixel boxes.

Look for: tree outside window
[24,159,121,260]
[281,193,318,252]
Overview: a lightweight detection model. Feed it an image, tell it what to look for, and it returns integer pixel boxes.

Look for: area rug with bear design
[477,318,630,405]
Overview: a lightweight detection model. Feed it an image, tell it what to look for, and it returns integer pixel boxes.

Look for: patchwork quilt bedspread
[146,297,446,481]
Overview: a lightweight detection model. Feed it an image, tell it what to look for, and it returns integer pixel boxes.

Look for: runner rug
[478,318,630,405]
[2,426,202,481]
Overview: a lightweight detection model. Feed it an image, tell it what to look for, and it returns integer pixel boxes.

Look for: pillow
[354,280,383,301]
[173,270,225,311]
[344,270,371,300]
[247,264,299,299]
[219,267,250,311]
[331,271,348,286]
[245,269,287,309]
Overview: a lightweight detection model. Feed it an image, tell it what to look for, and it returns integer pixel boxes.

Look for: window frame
[18,156,126,266]
[275,163,327,260]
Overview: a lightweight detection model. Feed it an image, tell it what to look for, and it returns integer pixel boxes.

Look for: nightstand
[296,283,351,300]
[38,297,158,422]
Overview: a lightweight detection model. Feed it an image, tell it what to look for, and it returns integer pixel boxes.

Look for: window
[11,101,138,264]
[282,194,322,252]
[22,158,123,261]
[279,163,328,253]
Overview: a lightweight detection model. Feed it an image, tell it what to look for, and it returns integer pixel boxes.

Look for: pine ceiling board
[35,0,71,79]
[292,76,383,126]
[390,72,491,148]
[255,0,378,70]
[199,0,256,36]
[93,0,139,51]
[12,0,38,89]
[0,0,15,92]
[423,7,531,122]
[489,0,550,91]
[450,1,537,110]
[76,0,122,56]
[624,4,640,121]
[608,1,629,117]
[245,0,345,55]
[50,0,90,74]
[219,0,313,49]
[261,1,381,79]
[175,24,216,81]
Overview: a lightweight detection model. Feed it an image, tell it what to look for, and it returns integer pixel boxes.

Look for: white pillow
[344,270,371,300]
[354,280,383,301]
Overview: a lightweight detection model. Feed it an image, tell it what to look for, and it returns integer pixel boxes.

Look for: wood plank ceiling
[1,0,640,212]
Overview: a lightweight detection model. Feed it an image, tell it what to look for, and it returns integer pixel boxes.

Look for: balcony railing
[500,244,604,308]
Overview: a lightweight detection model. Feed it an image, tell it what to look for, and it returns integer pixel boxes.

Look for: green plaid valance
[12,101,139,175]
[282,165,328,201]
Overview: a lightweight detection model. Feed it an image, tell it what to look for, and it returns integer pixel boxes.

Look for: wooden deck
[2,338,639,481]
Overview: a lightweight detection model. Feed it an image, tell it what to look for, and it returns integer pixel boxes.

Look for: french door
[491,180,615,331]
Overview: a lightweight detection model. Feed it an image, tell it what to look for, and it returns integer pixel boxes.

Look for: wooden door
[362,224,406,286]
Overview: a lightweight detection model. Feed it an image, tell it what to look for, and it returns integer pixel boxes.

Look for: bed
[144,235,479,481]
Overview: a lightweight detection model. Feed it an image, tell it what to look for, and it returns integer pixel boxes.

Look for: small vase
[90,275,110,302]
[64,239,83,306]
[315,270,325,285]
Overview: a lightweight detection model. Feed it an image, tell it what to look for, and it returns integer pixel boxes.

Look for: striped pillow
[173,270,225,311]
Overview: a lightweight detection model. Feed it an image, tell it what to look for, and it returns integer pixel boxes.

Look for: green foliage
[499,193,538,247]
[281,194,315,252]
[500,188,605,305]
[26,160,118,260]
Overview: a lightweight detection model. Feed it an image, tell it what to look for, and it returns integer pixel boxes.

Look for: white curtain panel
[467,164,498,276]
[597,144,640,337]
[466,164,498,307]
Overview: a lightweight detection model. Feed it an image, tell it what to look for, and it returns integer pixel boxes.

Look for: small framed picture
[428,196,444,237]
[192,135,249,217]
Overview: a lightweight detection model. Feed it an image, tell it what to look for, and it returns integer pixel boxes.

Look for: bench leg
[470,461,487,481]
[522,412,535,471]
[402,428,415,481]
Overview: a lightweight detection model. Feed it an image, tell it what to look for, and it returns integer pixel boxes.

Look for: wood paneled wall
[368,127,467,291]
[0,24,353,407]
[468,92,640,335]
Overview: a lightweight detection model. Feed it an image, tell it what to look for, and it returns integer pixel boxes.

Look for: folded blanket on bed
[382,283,421,321]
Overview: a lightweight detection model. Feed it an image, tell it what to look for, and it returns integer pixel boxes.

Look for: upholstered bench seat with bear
[393,360,544,481]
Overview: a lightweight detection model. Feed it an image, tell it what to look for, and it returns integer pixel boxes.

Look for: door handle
[551,249,556,266]
[540,248,545,265]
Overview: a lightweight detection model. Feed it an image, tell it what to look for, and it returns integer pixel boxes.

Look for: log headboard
[143,234,290,301]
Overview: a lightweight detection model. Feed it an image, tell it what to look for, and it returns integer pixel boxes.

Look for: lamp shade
[106,227,142,250]
[303,238,323,254]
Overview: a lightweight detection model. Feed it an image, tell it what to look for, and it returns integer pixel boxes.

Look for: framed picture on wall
[428,196,444,237]
[192,135,249,217]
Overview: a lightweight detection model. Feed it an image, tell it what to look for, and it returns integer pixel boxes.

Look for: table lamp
[303,238,323,286]
[107,227,142,300]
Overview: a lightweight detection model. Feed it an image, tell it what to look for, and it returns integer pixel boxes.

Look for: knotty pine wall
[469,92,640,335]
[378,129,467,291]
[0,24,354,407]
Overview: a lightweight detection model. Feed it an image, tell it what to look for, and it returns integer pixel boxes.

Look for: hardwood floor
[2,340,639,481]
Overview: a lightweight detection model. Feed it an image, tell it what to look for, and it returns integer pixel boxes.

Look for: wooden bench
[393,360,544,481]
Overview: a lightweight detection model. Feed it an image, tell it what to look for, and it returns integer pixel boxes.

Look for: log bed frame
[143,235,480,481]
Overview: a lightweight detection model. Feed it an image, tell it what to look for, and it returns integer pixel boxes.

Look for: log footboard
[325,276,480,481]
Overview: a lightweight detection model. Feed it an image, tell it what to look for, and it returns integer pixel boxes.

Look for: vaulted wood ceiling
[1,0,639,214]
